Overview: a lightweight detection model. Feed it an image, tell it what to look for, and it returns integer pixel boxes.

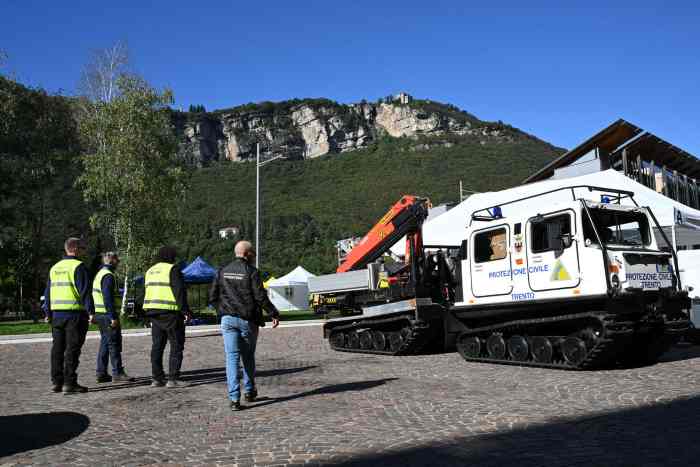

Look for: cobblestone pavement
[1,325,699,466]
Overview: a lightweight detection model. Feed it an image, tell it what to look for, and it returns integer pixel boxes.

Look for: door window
[474,228,507,263]
[470,226,512,297]
[531,214,571,253]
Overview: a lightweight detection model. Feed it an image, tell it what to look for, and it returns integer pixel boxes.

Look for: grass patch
[0,310,320,335]
[0,318,146,336]
[274,310,319,322]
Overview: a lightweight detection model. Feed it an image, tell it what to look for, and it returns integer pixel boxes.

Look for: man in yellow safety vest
[93,251,135,384]
[43,237,94,394]
[143,246,191,388]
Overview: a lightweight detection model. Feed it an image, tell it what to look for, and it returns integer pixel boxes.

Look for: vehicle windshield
[584,208,652,247]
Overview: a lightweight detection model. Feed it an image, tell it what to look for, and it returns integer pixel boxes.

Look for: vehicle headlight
[611,274,620,289]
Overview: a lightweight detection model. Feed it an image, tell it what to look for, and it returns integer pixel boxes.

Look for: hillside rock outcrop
[175,93,539,165]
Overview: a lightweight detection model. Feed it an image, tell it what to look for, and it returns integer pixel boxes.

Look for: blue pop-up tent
[182,256,217,284]
[182,256,218,313]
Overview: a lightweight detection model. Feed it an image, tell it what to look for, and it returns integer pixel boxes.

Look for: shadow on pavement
[0,412,90,457]
[658,343,700,363]
[330,395,700,467]
[182,365,317,387]
[251,378,397,408]
[185,332,221,339]
[87,376,154,392]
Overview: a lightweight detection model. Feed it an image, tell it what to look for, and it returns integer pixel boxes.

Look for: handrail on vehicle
[469,185,636,225]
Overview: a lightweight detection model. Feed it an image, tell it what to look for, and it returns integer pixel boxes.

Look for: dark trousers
[51,314,89,386]
[149,313,185,381]
[96,314,124,376]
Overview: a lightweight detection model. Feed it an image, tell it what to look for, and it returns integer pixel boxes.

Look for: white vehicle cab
[451,185,690,368]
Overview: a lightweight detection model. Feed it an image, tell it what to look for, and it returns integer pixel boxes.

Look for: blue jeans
[221,315,258,401]
[96,314,124,376]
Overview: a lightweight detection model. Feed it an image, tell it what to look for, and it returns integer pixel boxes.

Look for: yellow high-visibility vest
[49,259,84,311]
[143,262,178,311]
[92,268,121,314]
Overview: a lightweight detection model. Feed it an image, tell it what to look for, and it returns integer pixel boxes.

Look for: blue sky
[2,1,699,154]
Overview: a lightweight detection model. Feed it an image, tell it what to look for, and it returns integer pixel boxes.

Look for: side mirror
[560,233,573,249]
[459,239,468,260]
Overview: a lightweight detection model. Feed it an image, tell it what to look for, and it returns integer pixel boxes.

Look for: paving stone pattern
[1,326,699,466]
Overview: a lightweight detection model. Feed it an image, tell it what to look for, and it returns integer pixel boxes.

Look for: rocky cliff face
[173,94,544,166]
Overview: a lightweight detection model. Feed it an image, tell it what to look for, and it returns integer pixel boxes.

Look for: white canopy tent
[391,169,700,253]
[267,266,316,311]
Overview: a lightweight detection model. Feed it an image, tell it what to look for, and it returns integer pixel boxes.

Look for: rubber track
[326,313,436,356]
[456,312,635,370]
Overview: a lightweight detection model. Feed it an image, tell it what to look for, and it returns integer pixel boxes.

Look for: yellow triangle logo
[551,260,571,281]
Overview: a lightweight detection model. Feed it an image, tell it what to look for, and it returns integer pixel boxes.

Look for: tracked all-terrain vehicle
[310,186,690,369]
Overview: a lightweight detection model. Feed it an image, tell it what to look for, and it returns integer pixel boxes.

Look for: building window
[474,228,507,263]
[284,287,294,298]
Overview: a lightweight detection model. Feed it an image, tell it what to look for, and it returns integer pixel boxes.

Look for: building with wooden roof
[524,119,700,210]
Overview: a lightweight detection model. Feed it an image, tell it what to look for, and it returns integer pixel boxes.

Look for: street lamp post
[255,142,285,269]
[459,180,479,202]
[256,143,260,268]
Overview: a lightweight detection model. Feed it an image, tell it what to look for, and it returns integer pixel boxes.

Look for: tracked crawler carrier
[309,195,458,356]
[313,186,690,369]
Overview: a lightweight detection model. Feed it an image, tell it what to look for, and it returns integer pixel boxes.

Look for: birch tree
[78,41,130,104]
[78,75,187,313]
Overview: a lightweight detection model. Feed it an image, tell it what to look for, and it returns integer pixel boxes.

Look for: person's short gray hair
[64,237,84,253]
[102,251,119,264]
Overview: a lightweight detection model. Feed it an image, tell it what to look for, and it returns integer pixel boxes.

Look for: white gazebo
[267,266,316,311]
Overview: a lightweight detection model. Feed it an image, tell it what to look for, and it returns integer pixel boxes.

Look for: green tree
[78,75,187,310]
[0,75,83,308]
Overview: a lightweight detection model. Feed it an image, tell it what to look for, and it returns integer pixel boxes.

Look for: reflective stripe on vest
[92,268,120,314]
[143,262,178,311]
[49,259,84,311]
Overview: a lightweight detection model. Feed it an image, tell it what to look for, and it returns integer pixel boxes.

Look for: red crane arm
[337,195,429,273]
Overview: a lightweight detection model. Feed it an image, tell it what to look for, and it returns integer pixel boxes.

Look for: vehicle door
[526,210,581,291]
[470,225,513,297]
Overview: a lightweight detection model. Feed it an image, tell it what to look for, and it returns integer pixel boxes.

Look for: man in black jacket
[209,240,279,410]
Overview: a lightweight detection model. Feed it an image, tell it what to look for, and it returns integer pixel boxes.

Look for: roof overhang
[524,119,643,184]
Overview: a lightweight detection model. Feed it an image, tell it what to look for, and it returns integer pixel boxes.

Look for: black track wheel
[387,332,403,353]
[371,331,386,351]
[457,334,482,359]
[330,332,346,348]
[348,332,360,349]
[531,336,553,363]
[562,336,587,366]
[359,331,373,350]
[508,335,529,362]
[486,334,506,359]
